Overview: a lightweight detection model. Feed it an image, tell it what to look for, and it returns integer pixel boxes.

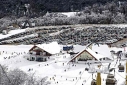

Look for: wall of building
[77,51,95,61]
[30,47,50,56]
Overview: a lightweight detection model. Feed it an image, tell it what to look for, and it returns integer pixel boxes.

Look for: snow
[73,45,86,53]
[0,29,26,39]
[49,30,63,36]
[92,44,112,59]
[111,24,127,28]
[37,42,61,54]
[0,44,126,85]
[2,34,38,42]
[86,48,107,60]
[61,12,78,17]
[110,47,125,53]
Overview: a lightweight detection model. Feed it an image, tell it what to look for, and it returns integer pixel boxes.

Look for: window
[36,52,40,55]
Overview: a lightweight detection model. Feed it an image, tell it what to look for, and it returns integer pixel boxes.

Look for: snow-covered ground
[0,29,26,39]
[1,34,38,43]
[61,12,78,17]
[0,45,126,85]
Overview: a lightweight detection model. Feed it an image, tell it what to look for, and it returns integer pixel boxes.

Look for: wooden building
[27,42,60,61]
[69,44,113,63]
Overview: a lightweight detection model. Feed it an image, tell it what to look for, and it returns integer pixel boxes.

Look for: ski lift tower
[116,44,127,85]
[88,63,117,85]
[87,64,102,85]
[120,57,127,85]
[96,65,101,85]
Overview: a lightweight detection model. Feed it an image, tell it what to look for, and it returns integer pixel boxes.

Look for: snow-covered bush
[0,65,50,85]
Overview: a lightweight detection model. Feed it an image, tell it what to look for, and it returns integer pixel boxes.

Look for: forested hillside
[0,0,126,17]
[1,0,127,24]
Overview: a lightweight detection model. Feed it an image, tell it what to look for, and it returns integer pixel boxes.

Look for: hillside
[0,0,113,13]
[0,0,126,17]
[1,0,127,24]
[0,24,127,46]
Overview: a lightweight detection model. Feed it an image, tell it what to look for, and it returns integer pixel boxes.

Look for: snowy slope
[0,29,26,39]
[0,45,126,85]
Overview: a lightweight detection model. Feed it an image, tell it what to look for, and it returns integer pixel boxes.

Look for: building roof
[92,44,112,59]
[86,47,107,60]
[69,44,113,62]
[30,42,60,55]
[70,47,105,61]
[73,45,86,53]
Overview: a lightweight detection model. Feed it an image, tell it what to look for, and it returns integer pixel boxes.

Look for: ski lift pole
[96,65,101,85]
[96,72,101,85]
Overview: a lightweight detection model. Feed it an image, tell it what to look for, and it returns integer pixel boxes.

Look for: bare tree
[0,65,50,85]
[7,69,27,85]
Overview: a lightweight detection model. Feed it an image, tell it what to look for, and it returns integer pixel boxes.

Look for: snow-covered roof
[69,44,113,62]
[36,42,60,54]
[86,48,107,61]
[72,47,108,61]
[73,45,86,53]
[92,44,112,60]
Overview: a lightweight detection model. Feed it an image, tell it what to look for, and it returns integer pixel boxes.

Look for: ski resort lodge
[69,44,113,63]
[27,42,60,61]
